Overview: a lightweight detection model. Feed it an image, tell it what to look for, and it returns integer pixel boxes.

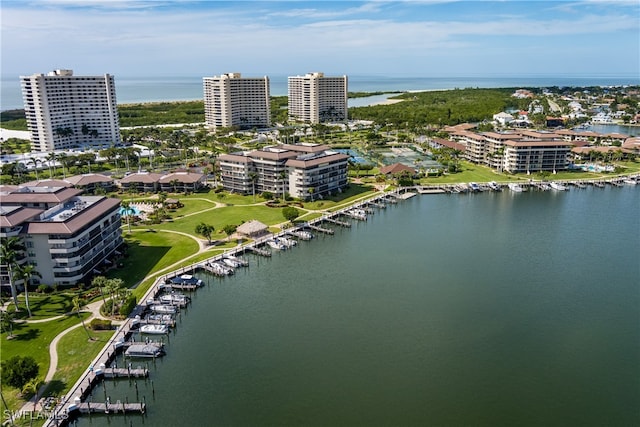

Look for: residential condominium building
[203,73,270,130]
[0,186,123,288]
[288,72,348,124]
[20,69,121,152]
[218,143,349,200]
[453,130,572,173]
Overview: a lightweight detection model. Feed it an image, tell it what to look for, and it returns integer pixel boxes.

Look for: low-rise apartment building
[218,143,349,200]
[0,186,123,288]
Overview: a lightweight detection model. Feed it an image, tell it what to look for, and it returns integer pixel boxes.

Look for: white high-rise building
[203,73,271,130]
[20,69,121,152]
[288,72,348,124]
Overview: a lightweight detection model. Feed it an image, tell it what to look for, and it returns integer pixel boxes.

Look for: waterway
[79,186,639,427]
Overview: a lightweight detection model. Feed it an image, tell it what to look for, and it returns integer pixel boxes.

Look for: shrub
[1,356,39,389]
[119,295,137,316]
[89,318,113,330]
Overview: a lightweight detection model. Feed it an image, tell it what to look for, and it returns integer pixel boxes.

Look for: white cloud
[1,1,638,77]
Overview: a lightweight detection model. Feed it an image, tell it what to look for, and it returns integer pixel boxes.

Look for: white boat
[550,182,568,191]
[539,183,551,191]
[279,237,297,247]
[224,254,249,266]
[144,313,175,326]
[346,209,367,220]
[266,239,287,250]
[140,324,169,335]
[159,292,190,306]
[149,304,177,314]
[291,230,314,240]
[623,178,637,185]
[508,183,525,192]
[125,343,165,358]
[488,182,502,191]
[222,258,242,268]
[206,261,234,276]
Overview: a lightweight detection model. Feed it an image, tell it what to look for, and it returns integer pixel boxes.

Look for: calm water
[79,186,639,427]
[3,75,639,110]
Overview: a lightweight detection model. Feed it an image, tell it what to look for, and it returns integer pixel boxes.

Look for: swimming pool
[119,205,141,216]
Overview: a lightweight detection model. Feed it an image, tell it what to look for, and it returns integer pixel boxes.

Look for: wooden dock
[308,224,334,235]
[247,246,272,257]
[324,217,351,227]
[77,401,146,414]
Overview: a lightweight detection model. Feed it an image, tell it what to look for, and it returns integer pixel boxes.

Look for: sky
[1,0,639,79]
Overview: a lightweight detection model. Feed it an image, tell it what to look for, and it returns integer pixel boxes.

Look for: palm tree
[195,222,215,245]
[278,171,287,201]
[106,278,124,317]
[28,157,41,181]
[22,376,42,413]
[45,152,57,178]
[13,263,41,318]
[72,295,92,340]
[91,276,108,307]
[120,200,134,234]
[0,309,15,338]
[248,172,258,202]
[170,179,180,194]
[0,236,25,310]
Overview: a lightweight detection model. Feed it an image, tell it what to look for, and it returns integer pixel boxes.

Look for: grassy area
[46,328,114,398]
[155,204,289,237]
[108,230,200,288]
[6,292,79,320]
[0,313,91,412]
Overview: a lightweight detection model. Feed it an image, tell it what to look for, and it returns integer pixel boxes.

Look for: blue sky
[1,1,639,79]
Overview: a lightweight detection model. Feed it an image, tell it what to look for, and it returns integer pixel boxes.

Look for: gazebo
[236,220,269,238]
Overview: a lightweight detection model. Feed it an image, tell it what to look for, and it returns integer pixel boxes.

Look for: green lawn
[1,313,91,413]
[108,230,200,287]
[7,292,79,320]
[46,328,114,398]
[154,204,289,237]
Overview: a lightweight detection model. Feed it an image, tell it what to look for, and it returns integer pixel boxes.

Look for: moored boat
[149,304,178,314]
[125,343,165,358]
[169,274,203,287]
[508,183,525,192]
[266,238,287,250]
[550,182,568,191]
[140,324,169,335]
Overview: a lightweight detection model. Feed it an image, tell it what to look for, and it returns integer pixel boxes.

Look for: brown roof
[119,172,164,184]
[65,173,114,186]
[21,179,72,188]
[218,153,251,164]
[22,197,120,235]
[0,205,43,227]
[1,187,82,205]
[236,220,268,235]
[379,163,416,175]
[481,131,522,140]
[432,138,466,151]
[285,153,349,168]
[158,172,204,184]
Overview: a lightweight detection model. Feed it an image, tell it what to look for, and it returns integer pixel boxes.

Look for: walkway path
[19,299,115,413]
